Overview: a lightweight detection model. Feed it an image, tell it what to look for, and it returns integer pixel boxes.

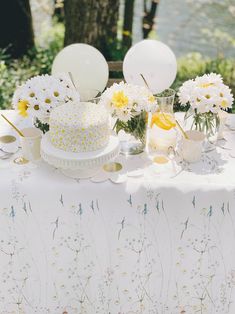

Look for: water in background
[130,0,235,57]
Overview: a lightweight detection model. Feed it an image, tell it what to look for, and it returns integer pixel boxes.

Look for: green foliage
[0,22,64,110]
[0,21,234,114]
[115,111,147,144]
[106,38,129,62]
[191,111,220,137]
[34,118,50,134]
[155,89,175,97]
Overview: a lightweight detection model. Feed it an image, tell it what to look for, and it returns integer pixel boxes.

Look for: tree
[142,0,159,38]
[0,0,34,58]
[122,0,135,49]
[122,0,160,49]
[64,0,120,59]
[54,0,65,23]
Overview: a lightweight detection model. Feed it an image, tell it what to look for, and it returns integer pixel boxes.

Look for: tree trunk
[142,0,159,39]
[0,0,34,58]
[64,0,120,60]
[122,0,135,49]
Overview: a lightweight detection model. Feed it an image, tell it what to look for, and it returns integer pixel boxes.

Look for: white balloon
[123,39,177,94]
[52,43,109,101]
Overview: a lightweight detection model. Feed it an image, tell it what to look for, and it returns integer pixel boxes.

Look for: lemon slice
[153,156,169,164]
[151,112,176,130]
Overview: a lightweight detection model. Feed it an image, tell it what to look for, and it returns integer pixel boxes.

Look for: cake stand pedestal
[41,134,120,179]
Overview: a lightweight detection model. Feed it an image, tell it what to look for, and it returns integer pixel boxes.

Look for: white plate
[41,133,120,179]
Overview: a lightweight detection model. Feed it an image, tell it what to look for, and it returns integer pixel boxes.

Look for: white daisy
[178,79,196,105]
[12,73,80,119]
[178,73,234,113]
[100,82,157,122]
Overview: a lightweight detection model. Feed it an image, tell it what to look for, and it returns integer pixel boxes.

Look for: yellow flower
[17,100,29,117]
[199,83,215,88]
[221,99,228,108]
[112,91,129,109]
[45,98,51,104]
[148,95,155,103]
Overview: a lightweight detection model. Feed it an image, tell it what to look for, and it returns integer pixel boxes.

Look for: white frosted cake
[49,102,110,152]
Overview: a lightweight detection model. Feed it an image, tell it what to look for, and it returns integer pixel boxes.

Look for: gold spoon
[175,120,189,139]
[1,114,24,137]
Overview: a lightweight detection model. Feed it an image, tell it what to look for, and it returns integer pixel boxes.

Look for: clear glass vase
[115,111,148,155]
[185,110,220,144]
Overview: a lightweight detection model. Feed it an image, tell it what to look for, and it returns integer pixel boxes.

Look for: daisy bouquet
[13,74,79,132]
[178,73,234,138]
[100,82,157,144]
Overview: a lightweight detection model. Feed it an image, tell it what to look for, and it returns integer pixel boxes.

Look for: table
[1,111,235,314]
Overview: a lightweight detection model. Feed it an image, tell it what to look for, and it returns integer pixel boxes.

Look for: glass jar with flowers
[13,74,80,133]
[100,82,157,155]
[178,73,234,144]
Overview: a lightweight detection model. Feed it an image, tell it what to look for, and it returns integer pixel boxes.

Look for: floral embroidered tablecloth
[0,111,235,314]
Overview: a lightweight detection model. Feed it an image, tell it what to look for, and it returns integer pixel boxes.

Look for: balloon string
[68,72,77,90]
[140,74,150,90]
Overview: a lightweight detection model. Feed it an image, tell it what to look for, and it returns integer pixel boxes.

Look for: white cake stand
[41,133,120,179]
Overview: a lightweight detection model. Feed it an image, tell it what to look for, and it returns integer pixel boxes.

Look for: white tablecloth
[0,111,235,314]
